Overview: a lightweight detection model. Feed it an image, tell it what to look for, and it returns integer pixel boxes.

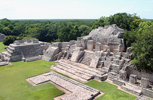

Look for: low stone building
[0,39,49,62]
[0,33,6,42]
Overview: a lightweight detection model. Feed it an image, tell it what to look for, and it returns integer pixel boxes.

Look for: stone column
[119,70,127,80]
[87,40,94,51]
[141,77,149,88]
[129,74,137,84]
[95,42,101,51]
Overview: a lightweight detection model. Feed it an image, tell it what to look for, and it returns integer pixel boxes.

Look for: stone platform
[27,71,101,100]
[51,59,107,83]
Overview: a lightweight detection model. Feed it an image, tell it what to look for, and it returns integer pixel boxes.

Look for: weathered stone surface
[87,40,94,51]
[79,51,94,66]
[107,72,118,81]
[121,83,142,96]
[141,77,149,88]
[0,33,6,42]
[129,74,137,84]
[113,79,125,86]
[28,71,100,100]
[142,88,153,98]
[43,45,59,61]
[95,42,101,51]
[90,51,102,68]
[71,47,84,62]
[89,24,125,51]
[119,70,127,80]
[135,95,149,100]
[1,39,48,62]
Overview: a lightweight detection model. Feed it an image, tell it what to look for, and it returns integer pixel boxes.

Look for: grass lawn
[0,42,7,53]
[0,60,64,100]
[85,80,137,100]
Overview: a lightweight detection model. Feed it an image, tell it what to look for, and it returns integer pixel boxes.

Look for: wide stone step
[51,66,88,83]
[121,83,142,96]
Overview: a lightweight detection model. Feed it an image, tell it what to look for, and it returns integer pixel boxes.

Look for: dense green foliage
[85,80,136,100]
[3,35,17,45]
[131,21,153,72]
[0,60,64,100]
[92,13,144,31]
[0,19,94,43]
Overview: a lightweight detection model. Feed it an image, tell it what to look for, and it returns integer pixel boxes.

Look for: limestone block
[141,77,149,88]
[90,55,100,68]
[14,41,20,45]
[119,70,127,80]
[142,88,153,98]
[33,39,39,43]
[118,41,125,52]
[26,39,32,43]
[87,40,94,51]
[108,72,118,81]
[0,33,6,42]
[95,42,101,51]
[103,45,110,52]
[110,64,120,73]
[71,47,84,62]
[113,79,125,86]
[51,42,61,48]
[89,24,124,44]
[135,95,149,100]
[129,74,137,84]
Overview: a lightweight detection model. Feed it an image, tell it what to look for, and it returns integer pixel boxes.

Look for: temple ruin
[1,24,153,99]
[0,33,6,42]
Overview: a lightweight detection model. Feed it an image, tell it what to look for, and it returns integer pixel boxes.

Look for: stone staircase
[52,60,105,82]
[79,51,94,66]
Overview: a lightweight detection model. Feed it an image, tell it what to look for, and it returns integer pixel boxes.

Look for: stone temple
[0,33,6,42]
[1,24,153,99]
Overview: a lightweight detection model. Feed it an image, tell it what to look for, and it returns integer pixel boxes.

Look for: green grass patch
[85,80,137,100]
[0,42,7,53]
[0,60,64,100]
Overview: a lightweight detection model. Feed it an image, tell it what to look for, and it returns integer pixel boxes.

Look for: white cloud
[73,1,79,4]
[132,0,140,3]
[0,1,11,7]
[117,6,133,12]
[144,9,151,12]
[148,0,153,2]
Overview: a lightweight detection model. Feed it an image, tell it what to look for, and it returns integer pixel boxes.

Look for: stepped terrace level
[0,39,49,62]
[27,71,101,100]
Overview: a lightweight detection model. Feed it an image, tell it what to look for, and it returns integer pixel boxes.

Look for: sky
[0,0,153,19]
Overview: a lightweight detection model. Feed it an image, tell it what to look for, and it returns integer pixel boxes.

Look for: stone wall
[126,66,153,82]
[0,33,6,42]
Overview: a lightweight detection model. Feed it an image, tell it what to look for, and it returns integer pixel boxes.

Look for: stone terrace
[28,71,100,100]
[51,59,106,83]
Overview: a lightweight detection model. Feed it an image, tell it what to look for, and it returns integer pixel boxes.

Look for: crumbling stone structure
[0,39,49,62]
[0,33,6,42]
